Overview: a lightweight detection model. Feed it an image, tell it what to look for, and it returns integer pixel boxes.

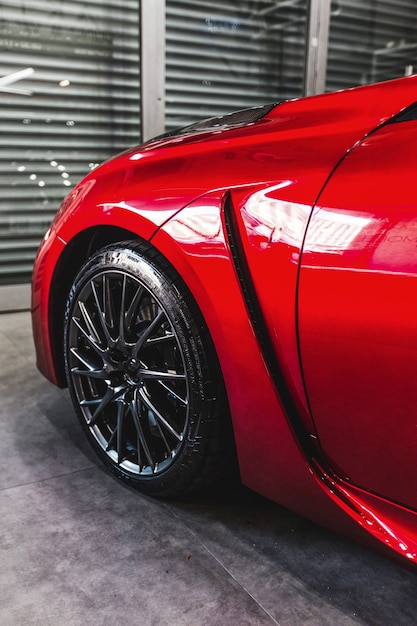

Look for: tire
[64,241,235,496]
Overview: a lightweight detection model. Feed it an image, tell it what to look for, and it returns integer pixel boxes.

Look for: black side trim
[223,193,316,459]
[147,103,279,144]
[388,100,417,123]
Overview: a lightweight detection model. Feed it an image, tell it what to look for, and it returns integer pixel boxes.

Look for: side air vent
[223,193,316,459]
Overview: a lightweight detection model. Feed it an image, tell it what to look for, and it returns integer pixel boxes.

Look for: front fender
[149,190,352,528]
[151,189,417,561]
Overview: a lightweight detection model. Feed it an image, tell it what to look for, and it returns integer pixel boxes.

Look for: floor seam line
[164,503,282,626]
[0,465,95,492]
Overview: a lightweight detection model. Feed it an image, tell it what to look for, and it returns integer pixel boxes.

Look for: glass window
[0,1,140,285]
[165,0,308,131]
[327,0,417,91]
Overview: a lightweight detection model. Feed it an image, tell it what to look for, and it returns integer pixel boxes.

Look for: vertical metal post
[140,0,166,142]
[304,0,331,97]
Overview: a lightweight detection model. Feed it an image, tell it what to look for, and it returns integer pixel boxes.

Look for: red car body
[32,75,417,566]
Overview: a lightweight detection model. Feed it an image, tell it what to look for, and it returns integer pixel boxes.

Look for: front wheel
[64,241,235,496]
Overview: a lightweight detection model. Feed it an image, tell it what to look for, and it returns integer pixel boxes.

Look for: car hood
[93,74,417,201]
[137,74,417,155]
[53,75,417,242]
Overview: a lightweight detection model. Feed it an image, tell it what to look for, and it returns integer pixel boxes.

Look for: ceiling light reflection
[0,67,34,96]
[243,182,309,248]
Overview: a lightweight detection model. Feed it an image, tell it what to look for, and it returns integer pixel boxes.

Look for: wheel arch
[48,225,143,387]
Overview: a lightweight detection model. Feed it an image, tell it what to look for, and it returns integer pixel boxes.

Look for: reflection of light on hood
[244,183,374,253]
[163,206,221,242]
[244,182,310,247]
[306,208,373,253]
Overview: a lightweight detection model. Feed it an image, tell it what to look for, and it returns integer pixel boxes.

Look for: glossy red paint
[151,192,376,544]
[32,75,417,566]
[299,119,417,512]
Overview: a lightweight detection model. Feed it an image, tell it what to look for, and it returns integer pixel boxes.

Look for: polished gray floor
[2,310,417,625]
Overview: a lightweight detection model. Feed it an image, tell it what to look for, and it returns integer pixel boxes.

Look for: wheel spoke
[146,332,176,345]
[150,414,174,458]
[70,347,106,380]
[138,387,183,442]
[131,389,155,472]
[116,400,125,463]
[139,369,186,381]
[71,367,107,380]
[125,283,144,333]
[72,315,105,357]
[118,274,127,344]
[133,309,165,358]
[91,279,113,344]
[157,379,188,405]
[70,346,100,371]
[83,385,126,426]
[78,300,101,344]
[105,400,126,463]
[103,273,116,331]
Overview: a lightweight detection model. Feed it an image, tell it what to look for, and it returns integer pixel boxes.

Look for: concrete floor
[2,310,417,626]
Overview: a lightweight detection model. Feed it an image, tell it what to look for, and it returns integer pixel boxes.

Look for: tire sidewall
[64,242,218,496]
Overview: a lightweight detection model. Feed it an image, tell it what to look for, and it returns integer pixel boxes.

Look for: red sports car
[32,75,417,566]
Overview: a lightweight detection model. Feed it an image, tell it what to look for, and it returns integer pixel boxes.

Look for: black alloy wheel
[64,242,234,496]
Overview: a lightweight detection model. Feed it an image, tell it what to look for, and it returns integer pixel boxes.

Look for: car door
[298,112,417,510]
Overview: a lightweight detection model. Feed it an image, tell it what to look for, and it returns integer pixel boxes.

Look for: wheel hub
[104,348,141,386]
[125,357,139,374]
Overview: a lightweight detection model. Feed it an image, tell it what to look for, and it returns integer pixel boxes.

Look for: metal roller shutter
[327,0,417,90]
[0,0,140,285]
[165,0,308,131]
